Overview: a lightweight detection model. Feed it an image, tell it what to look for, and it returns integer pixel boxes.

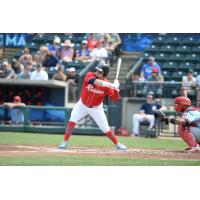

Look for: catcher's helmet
[174,96,191,112]
[95,61,109,77]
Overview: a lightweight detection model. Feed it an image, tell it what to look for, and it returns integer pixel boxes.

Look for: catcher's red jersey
[80,72,119,107]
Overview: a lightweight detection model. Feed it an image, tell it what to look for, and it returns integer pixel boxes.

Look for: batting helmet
[174,96,191,112]
[95,61,109,77]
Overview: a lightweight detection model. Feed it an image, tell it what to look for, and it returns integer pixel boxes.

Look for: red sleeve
[84,72,96,84]
[108,88,120,102]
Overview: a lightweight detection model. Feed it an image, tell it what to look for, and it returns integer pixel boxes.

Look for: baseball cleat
[58,141,68,149]
[185,145,200,152]
[116,143,127,150]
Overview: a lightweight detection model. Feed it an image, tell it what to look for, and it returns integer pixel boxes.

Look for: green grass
[0,132,198,166]
[0,155,200,166]
[0,132,186,150]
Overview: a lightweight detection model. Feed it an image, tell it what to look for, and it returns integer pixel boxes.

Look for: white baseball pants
[132,114,155,135]
[69,99,110,133]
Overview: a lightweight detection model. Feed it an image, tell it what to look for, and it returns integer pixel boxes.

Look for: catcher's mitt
[154,110,168,123]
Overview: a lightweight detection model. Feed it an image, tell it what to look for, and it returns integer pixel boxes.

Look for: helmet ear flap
[176,103,183,112]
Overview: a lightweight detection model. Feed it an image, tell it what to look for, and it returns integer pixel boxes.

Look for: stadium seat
[194,64,200,72]
[75,34,88,43]
[74,43,81,51]
[193,71,198,76]
[184,54,199,63]
[165,37,181,46]
[145,45,160,54]
[46,34,59,43]
[14,50,23,59]
[26,43,40,52]
[67,61,86,71]
[61,34,73,42]
[143,52,155,62]
[162,70,172,81]
[172,71,186,81]
[179,62,195,71]
[176,45,191,54]
[192,46,200,54]
[162,61,178,71]
[168,53,185,63]
[152,36,166,46]
[154,53,168,62]
[181,37,197,47]
[171,88,181,97]
[32,34,47,44]
[160,45,176,54]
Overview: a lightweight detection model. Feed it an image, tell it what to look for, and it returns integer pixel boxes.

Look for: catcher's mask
[174,96,191,112]
[95,61,109,77]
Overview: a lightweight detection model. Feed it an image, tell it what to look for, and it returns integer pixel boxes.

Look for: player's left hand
[113,79,120,89]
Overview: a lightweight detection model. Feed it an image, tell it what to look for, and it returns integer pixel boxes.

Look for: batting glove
[113,79,120,89]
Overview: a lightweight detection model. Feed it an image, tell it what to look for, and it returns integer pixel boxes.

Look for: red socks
[105,128,118,145]
[64,121,76,141]
[64,123,118,145]
[178,125,197,148]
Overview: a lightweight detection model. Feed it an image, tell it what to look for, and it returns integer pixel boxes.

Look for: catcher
[154,96,200,152]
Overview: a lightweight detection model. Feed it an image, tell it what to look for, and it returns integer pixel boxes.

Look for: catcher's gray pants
[132,114,155,135]
[190,127,200,143]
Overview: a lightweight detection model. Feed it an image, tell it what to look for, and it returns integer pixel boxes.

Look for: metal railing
[126,81,183,98]
[126,57,143,80]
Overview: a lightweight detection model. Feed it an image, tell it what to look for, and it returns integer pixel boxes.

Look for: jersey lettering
[86,84,104,94]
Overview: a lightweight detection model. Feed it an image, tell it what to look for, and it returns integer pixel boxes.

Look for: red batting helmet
[174,96,191,112]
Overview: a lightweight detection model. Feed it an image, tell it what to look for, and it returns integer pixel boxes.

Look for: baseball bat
[116,58,122,80]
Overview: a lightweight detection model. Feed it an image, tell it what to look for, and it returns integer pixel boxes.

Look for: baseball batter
[156,96,200,152]
[59,61,127,150]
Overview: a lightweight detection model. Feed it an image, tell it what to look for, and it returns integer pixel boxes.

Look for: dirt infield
[0,144,200,160]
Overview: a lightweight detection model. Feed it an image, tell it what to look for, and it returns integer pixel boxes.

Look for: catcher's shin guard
[178,125,197,148]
